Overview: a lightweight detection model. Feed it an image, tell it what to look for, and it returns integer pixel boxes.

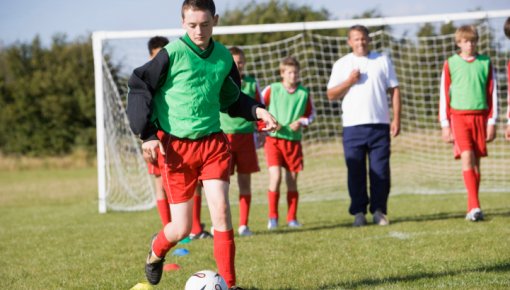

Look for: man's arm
[126,49,169,141]
[389,87,401,137]
[327,69,360,101]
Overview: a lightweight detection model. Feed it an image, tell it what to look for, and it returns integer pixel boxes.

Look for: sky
[0,0,509,47]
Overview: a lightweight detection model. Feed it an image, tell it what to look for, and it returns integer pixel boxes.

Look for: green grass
[1,168,509,289]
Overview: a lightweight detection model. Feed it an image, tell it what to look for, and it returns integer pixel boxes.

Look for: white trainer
[373,210,389,226]
[465,208,484,221]
[267,218,278,230]
[353,212,367,227]
[238,225,253,236]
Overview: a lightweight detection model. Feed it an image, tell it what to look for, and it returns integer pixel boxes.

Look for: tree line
[0,0,493,157]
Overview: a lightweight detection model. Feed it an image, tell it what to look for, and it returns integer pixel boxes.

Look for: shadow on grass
[316,260,510,289]
[391,207,510,224]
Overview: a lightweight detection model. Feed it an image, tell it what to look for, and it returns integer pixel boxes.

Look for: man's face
[233,54,245,76]
[182,8,218,50]
[347,29,370,57]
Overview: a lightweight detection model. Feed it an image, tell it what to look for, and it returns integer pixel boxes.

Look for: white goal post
[93,10,510,213]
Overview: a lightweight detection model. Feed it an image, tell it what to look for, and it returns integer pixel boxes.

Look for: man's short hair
[148,36,169,54]
[279,56,300,73]
[455,25,479,43]
[504,17,510,39]
[229,46,245,57]
[348,25,370,39]
[181,0,216,18]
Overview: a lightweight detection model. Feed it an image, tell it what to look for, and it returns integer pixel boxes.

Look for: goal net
[93,10,510,212]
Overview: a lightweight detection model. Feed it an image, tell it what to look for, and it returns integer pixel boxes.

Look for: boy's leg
[155,176,172,226]
[285,170,299,223]
[190,185,204,236]
[237,173,251,227]
[267,166,282,220]
[202,179,236,288]
[146,200,193,284]
[342,126,369,216]
[367,124,391,215]
[461,151,480,211]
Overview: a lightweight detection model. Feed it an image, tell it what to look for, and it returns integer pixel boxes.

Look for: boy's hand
[289,120,302,131]
[441,127,454,143]
[486,124,496,142]
[506,125,510,141]
[142,139,165,163]
[256,107,279,132]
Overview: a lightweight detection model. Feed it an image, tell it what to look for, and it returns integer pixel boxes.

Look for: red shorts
[264,136,303,172]
[451,114,488,159]
[225,133,260,175]
[159,132,231,204]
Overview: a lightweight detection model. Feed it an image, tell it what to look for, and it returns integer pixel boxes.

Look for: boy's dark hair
[148,36,169,54]
[181,0,216,18]
[279,56,300,73]
[504,17,510,39]
[348,25,370,39]
[229,46,245,57]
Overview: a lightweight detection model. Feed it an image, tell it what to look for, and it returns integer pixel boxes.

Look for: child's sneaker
[145,234,165,285]
[465,208,484,221]
[238,225,253,236]
[189,230,212,240]
[287,220,302,228]
[267,218,278,230]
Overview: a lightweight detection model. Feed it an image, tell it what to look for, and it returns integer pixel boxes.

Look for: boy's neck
[459,51,476,60]
[282,82,297,92]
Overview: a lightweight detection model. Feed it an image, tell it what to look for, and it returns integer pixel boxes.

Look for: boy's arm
[389,86,401,137]
[439,60,452,128]
[485,62,498,126]
[298,94,316,126]
[221,63,265,121]
[126,49,169,141]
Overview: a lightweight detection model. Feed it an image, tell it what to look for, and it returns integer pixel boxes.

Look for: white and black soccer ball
[184,270,228,290]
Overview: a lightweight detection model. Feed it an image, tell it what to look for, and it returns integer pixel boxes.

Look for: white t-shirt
[327,51,399,127]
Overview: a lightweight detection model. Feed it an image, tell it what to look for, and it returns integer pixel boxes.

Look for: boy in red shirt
[144,36,171,226]
[439,25,498,221]
[261,57,315,229]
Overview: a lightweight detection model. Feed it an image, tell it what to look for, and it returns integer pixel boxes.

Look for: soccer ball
[184,270,228,290]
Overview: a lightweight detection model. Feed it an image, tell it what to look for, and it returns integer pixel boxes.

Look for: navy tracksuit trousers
[342,124,391,215]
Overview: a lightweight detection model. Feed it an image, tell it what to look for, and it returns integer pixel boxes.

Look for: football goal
[92,10,510,213]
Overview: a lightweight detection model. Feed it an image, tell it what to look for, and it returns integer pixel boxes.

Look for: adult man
[327,25,401,227]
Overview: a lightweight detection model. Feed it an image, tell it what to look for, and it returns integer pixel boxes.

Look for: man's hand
[486,124,496,142]
[390,119,400,137]
[347,69,361,86]
[441,127,454,143]
[256,107,279,132]
[141,139,165,163]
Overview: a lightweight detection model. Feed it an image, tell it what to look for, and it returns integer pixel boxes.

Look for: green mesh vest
[219,75,257,134]
[268,83,309,141]
[151,35,239,139]
[447,54,490,111]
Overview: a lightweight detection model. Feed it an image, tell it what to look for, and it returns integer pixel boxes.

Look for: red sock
[463,169,480,211]
[213,229,236,288]
[153,230,176,258]
[191,194,202,235]
[287,191,299,222]
[156,199,171,226]
[267,191,280,219]
[475,171,481,192]
[239,194,251,226]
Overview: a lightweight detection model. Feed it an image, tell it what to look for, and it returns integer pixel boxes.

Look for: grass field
[1,167,509,289]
